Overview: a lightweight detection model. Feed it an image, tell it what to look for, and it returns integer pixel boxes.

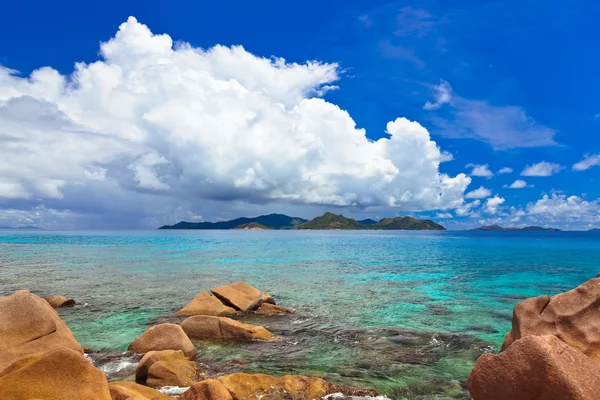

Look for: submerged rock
[43,295,76,308]
[180,379,233,400]
[0,289,83,371]
[468,335,600,400]
[177,291,237,317]
[136,349,204,388]
[218,373,332,400]
[182,315,275,341]
[257,303,293,316]
[0,348,111,400]
[109,381,172,400]
[211,281,263,311]
[501,277,600,361]
[128,323,196,358]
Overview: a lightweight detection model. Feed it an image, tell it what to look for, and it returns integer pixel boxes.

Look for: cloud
[436,212,453,219]
[572,154,600,171]
[455,199,480,217]
[394,6,440,38]
[504,179,528,189]
[0,17,470,228]
[423,80,452,110]
[485,195,505,214]
[379,41,426,68]
[527,194,600,222]
[498,167,513,174]
[465,186,491,199]
[521,161,562,177]
[466,163,493,178]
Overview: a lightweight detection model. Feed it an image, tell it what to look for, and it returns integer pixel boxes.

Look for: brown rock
[468,335,600,400]
[136,350,204,388]
[128,323,196,357]
[0,289,83,371]
[261,294,276,305]
[182,316,275,341]
[177,291,237,317]
[0,348,111,400]
[218,373,333,400]
[180,380,233,400]
[43,295,76,308]
[109,381,172,400]
[502,277,600,361]
[211,281,263,311]
[257,303,293,316]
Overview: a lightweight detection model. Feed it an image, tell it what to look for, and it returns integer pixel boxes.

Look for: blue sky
[0,0,599,229]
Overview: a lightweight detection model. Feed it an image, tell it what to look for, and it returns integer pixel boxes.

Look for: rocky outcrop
[0,348,112,400]
[211,282,263,311]
[177,291,237,317]
[128,323,196,357]
[136,350,203,388]
[43,295,76,308]
[0,289,83,371]
[260,294,276,305]
[180,380,233,400]
[182,316,275,341]
[218,373,332,400]
[501,277,600,361]
[257,303,293,315]
[468,335,600,400]
[109,381,172,400]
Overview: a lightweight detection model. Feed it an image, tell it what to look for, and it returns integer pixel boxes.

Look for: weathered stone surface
[180,379,233,400]
[0,348,111,400]
[501,277,600,361]
[218,373,332,400]
[182,316,275,341]
[260,294,276,305]
[43,295,76,308]
[257,303,293,316]
[128,323,196,357]
[0,289,83,371]
[177,291,236,317]
[211,282,263,311]
[109,381,172,400]
[468,335,600,400]
[136,350,203,388]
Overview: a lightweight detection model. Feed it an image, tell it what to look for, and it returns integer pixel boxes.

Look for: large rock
[0,289,83,371]
[0,348,112,400]
[136,350,204,388]
[180,380,233,400]
[177,291,236,317]
[257,303,293,316]
[260,294,276,305]
[128,323,196,357]
[501,277,600,361]
[109,381,172,400]
[468,335,600,400]
[211,282,263,311]
[182,316,275,341]
[218,373,333,400]
[43,295,76,308]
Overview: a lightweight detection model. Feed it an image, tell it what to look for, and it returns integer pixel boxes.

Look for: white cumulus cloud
[423,80,452,110]
[504,179,528,189]
[485,195,505,214]
[573,154,600,171]
[498,167,513,174]
[0,17,470,228]
[465,186,491,199]
[521,161,562,177]
[466,163,494,178]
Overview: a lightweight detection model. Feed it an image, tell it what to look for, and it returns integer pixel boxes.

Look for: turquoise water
[1,230,600,398]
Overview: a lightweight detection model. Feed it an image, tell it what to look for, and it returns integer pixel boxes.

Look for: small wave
[324,393,392,400]
[158,386,190,396]
[99,359,138,374]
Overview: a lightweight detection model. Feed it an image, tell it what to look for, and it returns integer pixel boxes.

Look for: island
[472,224,562,232]
[160,212,446,231]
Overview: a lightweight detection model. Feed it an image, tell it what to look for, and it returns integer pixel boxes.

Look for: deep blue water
[1,230,599,398]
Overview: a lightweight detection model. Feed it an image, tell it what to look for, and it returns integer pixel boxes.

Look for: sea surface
[1,230,600,399]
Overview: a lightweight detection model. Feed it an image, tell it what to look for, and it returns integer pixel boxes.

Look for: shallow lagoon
[1,230,599,398]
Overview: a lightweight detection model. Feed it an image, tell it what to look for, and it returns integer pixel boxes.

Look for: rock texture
[218,373,332,400]
[182,316,275,341]
[211,282,263,311]
[109,381,172,400]
[177,291,237,317]
[260,294,276,305]
[136,349,203,387]
[468,335,600,400]
[501,277,600,361]
[43,295,76,308]
[128,323,196,357]
[0,289,83,371]
[0,348,112,400]
[257,303,293,316]
[180,380,233,400]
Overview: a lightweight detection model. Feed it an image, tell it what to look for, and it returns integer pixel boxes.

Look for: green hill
[294,212,366,230]
[159,213,307,230]
[371,216,446,230]
[294,213,445,230]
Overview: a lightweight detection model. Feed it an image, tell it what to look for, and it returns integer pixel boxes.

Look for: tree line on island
[159,212,446,230]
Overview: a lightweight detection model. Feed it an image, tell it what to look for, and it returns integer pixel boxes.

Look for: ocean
[1,230,599,399]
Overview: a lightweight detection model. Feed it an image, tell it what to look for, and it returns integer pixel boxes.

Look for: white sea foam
[323,393,392,400]
[98,359,137,374]
[158,386,190,396]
